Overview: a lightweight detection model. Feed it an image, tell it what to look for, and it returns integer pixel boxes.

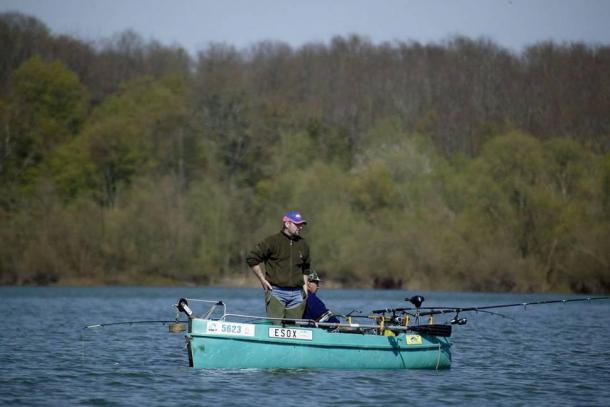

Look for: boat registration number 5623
[206,321,255,337]
[268,327,313,341]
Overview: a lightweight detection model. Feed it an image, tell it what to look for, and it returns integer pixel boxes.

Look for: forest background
[1,13,608,293]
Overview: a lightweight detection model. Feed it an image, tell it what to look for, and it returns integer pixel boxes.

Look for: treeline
[0,12,608,292]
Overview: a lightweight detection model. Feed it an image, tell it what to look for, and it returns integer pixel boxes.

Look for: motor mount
[177,298,193,317]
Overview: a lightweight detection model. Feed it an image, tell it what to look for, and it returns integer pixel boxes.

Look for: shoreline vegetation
[3,277,604,295]
[0,277,588,294]
[1,13,609,293]
[4,262,607,293]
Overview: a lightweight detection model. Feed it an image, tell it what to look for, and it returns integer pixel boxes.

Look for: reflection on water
[1,287,609,406]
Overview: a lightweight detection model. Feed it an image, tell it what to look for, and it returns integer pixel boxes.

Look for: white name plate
[268,327,313,340]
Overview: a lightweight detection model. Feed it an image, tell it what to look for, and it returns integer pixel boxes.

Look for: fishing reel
[318,310,335,323]
[450,313,467,325]
[369,312,402,325]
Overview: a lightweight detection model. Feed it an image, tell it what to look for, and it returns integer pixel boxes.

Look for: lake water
[1,287,609,406]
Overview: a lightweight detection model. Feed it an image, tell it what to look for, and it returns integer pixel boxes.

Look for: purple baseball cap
[282,210,307,224]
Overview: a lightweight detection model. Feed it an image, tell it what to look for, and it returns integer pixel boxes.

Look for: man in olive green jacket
[247,210,311,322]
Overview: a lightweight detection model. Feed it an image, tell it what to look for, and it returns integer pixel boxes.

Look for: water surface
[1,287,609,406]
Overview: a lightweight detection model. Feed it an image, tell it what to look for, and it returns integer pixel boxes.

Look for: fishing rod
[373,295,610,315]
[85,320,181,329]
[85,298,196,332]
[369,308,513,321]
[407,296,610,317]
[371,295,610,325]
[86,319,189,333]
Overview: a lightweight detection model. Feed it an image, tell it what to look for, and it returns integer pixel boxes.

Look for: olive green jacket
[246,231,311,287]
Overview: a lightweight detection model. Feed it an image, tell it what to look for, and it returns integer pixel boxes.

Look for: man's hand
[261,279,273,292]
[251,264,272,292]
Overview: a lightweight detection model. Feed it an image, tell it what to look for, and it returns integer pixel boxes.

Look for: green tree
[47,75,200,205]
[475,132,549,257]
[1,56,88,194]
[0,13,51,90]
[185,176,243,283]
[545,138,591,200]
[100,176,195,283]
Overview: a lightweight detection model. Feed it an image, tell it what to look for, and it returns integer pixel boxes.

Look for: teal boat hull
[186,319,452,369]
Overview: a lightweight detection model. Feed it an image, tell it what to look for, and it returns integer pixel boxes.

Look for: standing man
[247,210,311,322]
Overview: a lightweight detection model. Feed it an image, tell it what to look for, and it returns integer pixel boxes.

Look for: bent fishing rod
[372,295,610,316]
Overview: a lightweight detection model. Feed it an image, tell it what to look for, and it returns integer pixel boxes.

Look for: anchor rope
[435,343,441,370]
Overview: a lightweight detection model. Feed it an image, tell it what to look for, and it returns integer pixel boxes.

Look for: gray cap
[308,271,321,282]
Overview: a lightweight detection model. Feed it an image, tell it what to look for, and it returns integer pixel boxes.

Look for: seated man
[303,271,340,324]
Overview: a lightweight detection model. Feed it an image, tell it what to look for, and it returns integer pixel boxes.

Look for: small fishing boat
[86,294,609,370]
[174,297,452,370]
